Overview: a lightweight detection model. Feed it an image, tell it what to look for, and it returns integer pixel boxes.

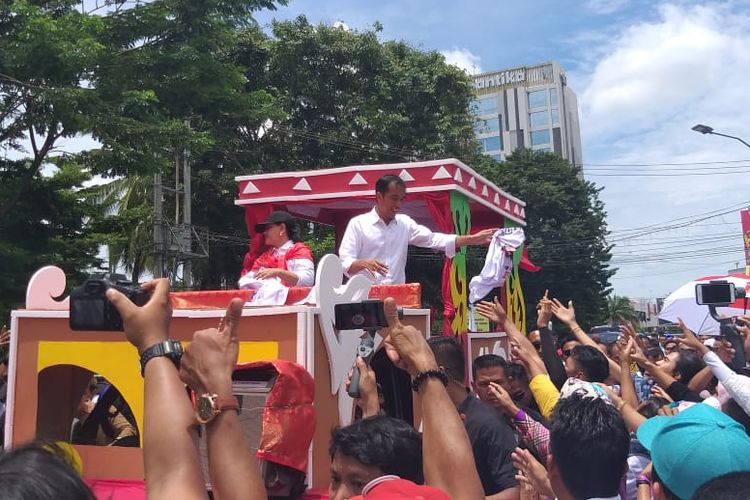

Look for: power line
[583,158,750,167]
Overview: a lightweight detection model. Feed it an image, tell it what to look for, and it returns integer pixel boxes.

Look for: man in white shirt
[338,174,496,284]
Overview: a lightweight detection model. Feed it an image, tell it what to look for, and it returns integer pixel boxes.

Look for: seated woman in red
[243,211,314,287]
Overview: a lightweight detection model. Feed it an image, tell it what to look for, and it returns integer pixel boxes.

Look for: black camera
[334,300,388,331]
[69,273,149,331]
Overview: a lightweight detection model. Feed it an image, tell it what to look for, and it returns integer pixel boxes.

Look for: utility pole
[182,144,193,289]
[153,173,164,278]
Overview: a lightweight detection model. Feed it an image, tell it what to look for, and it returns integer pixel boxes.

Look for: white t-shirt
[338,208,456,284]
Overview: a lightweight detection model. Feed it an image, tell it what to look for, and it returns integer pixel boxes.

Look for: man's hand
[512,448,554,499]
[107,278,171,354]
[254,268,280,280]
[179,298,243,397]
[381,298,437,376]
[536,290,552,329]
[488,382,520,417]
[475,297,507,325]
[351,258,388,277]
[550,298,577,327]
[469,228,497,245]
[346,356,380,417]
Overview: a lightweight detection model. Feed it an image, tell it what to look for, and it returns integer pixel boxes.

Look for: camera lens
[352,314,365,327]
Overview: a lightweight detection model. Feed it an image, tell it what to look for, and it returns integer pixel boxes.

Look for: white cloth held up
[468,227,525,304]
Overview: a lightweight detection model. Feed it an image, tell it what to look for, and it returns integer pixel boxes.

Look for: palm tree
[89,175,154,280]
[606,295,639,326]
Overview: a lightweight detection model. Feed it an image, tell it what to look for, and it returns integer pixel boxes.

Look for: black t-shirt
[458,395,519,495]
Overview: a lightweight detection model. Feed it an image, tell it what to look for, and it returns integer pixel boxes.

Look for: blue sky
[254,0,750,300]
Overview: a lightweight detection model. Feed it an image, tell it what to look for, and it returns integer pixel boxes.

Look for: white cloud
[440,47,482,74]
[577,3,750,297]
[585,0,629,15]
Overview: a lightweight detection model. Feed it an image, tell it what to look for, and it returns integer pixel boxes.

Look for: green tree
[477,149,614,330]
[0,159,101,319]
[606,295,639,326]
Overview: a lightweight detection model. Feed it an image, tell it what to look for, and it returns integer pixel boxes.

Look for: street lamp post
[691,124,750,150]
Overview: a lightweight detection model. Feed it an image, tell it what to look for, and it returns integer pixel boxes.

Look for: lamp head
[692,124,714,134]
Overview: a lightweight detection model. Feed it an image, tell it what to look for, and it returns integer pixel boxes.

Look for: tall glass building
[471,61,583,168]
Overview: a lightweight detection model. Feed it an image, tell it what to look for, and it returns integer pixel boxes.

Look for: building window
[481,135,502,152]
[530,129,550,146]
[529,111,548,128]
[528,89,547,109]
[474,117,500,135]
[472,97,497,115]
[550,87,558,107]
[551,108,560,126]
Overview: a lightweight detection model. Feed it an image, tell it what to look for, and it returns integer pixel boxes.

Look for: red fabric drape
[423,193,454,336]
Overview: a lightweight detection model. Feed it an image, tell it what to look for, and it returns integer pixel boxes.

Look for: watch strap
[214,396,240,414]
[139,340,183,377]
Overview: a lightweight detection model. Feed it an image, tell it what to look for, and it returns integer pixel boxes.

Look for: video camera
[695,280,747,370]
[69,273,149,331]
[334,300,401,398]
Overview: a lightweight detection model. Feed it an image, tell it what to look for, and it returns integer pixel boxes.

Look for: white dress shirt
[338,207,456,284]
[276,240,315,287]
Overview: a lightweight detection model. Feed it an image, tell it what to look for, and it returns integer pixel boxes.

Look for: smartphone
[334,300,387,330]
[695,282,736,306]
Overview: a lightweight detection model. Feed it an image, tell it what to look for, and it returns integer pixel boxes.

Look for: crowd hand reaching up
[511,338,547,377]
[381,298,437,376]
[536,290,552,329]
[107,278,171,354]
[346,356,380,418]
[512,448,554,499]
[487,381,520,417]
[550,298,577,327]
[676,318,708,355]
[475,297,507,325]
[0,324,9,345]
[179,298,243,397]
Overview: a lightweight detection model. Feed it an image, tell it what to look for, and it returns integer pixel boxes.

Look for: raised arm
[381,298,483,500]
[179,299,267,500]
[551,299,622,381]
[108,279,205,500]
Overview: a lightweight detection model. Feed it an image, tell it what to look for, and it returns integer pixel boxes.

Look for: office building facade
[471,61,583,167]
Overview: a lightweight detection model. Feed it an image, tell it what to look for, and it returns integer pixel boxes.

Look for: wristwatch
[196,394,240,424]
[139,339,183,376]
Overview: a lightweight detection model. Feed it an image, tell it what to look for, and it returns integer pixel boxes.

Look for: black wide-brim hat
[255,210,294,233]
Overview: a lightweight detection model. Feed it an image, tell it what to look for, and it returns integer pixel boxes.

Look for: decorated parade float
[6,158,530,496]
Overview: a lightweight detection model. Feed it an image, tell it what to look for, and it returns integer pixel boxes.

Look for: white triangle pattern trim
[504,200,511,210]
[481,185,489,197]
[513,204,520,215]
[293,178,312,191]
[468,177,477,189]
[520,207,526,218]
[432,166,451,180]
[494,193,500,204]
[454,169,463,183]
[349,173,368,185]
[399,169,415,182]
[242,181,260,194]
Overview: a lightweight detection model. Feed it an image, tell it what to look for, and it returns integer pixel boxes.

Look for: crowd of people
[1,174,750,499]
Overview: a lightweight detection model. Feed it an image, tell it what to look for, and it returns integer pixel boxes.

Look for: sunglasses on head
[562,349,573,357]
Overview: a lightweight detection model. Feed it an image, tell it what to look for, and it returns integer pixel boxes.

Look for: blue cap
[636,403,750,499]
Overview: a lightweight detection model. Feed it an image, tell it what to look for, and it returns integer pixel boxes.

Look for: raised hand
[650,384,674,403]
[550,298,577,326]
[470,228,497,245]
[475,296,507,325]
[179,298,243,397]
[536,290,552,329]
[346,356,380,418]
[381,298,437,376]
[107,278,171,354]
[676,318,708,355]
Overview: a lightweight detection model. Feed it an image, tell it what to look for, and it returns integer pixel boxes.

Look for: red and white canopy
[235,158,526,231]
